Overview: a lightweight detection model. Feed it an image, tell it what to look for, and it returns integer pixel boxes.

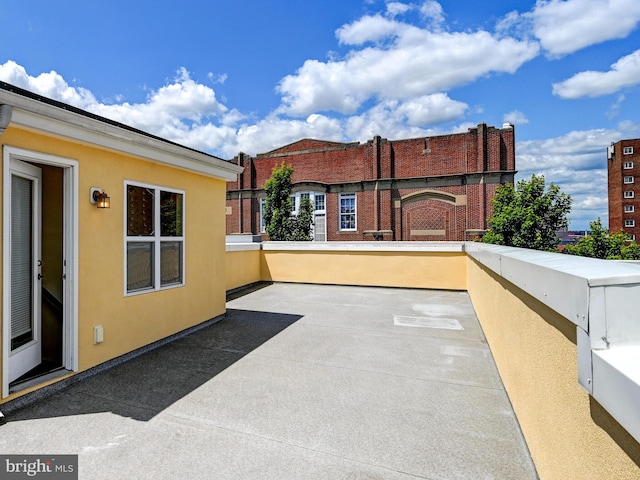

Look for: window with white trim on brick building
[339,193,357,231]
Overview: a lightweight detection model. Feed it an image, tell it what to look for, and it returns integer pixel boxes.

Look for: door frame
[2,146,79,398]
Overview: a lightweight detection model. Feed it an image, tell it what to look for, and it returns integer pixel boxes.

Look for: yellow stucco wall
[1,127,228,401]
[261,250,467,290]
[226,249,261,292]
[467,257,640,480]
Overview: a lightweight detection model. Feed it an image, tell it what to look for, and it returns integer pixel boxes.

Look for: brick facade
[608,139,640,240]
[226,123,516,241]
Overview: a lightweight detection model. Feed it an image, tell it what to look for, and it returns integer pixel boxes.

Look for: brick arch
[401,189,460,206]
[400,192,466,241]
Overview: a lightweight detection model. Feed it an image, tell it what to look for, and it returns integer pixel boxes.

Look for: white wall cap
[261,241,465,253]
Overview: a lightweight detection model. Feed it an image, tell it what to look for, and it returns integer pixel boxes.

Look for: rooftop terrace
[2,239,640,479]
[0,283,536,479]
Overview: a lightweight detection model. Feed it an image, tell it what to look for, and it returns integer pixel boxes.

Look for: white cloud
[503,110,529,125]
[279,21,539,116]
[606,94,626,118]
[386,2,412,17]
[0,60,97,109]
[344,93,466,140]
[336,14,402,45]
[531,0,640,57]
[552,49,640,98]
[208,72,227,84]
[419,0,445,29]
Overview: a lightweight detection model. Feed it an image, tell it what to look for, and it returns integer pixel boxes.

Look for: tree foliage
[563,218,640,260]
[483,174,572,251]
[263,162,313,241]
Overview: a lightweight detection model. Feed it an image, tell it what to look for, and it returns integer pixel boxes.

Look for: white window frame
[631,234,636,241]
[625,219,635,227]
[339,193,357,231]
[624,191,635,199]
[624,176,634,184]
[260,198,266,233]
[124,181,185,295]
[623,146,634,155]
[624,161,634,169]
[624,205,635,213]
[314,193,326,213]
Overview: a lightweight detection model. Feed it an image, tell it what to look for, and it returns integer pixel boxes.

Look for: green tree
[564,218,640,260]
[483,174,572,251]
[263,162,313,241]
[293,196,314,241]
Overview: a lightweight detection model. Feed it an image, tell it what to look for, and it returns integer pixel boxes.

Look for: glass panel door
[8,159,42,383]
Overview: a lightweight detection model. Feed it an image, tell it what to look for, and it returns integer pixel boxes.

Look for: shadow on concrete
[5,308,302,423]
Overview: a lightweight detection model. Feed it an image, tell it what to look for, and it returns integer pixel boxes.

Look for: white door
[8,159,42,383]
[314,213,326,241]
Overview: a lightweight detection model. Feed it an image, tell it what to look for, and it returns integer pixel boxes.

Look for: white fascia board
[2,90,243,181]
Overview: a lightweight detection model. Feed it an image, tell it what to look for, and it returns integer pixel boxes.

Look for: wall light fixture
[90,187,111,209]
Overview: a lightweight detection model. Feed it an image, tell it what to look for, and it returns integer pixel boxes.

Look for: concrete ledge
[226,242,261,252]
[262,241,465,252]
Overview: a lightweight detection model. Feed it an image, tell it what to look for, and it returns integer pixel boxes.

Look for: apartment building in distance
[226,123,516,241]
[608,138,640,240]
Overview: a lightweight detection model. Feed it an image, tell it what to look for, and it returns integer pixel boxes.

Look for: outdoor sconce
[90,187,111,209]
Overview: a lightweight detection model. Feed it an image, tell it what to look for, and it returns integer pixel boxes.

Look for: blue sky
[2,0,640,230]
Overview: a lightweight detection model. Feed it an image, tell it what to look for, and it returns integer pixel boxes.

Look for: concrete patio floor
[0,283,537,479]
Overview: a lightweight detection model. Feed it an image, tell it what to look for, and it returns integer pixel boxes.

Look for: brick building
[226,123,516,241]
[608,138,640,240]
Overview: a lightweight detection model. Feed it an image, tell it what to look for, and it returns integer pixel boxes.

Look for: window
[625,219,635,227]
[339,193,357,231]
[625,205,635,213]
[623,146,634,155]
[624,191,635,198]
[126,183,184,294]
[260,198,266,233]
[315,194,325,212]
[624,161,634,169]
[631,234,637,241]
[624,176,634,184]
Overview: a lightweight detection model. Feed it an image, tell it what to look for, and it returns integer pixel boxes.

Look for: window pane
[315,194,325,211]
[340,194,356,230]
[161,241,183,286]
[128,186,154,236]
[341,214,356,230]
[340,196,355,213]
[160,191,183,236]
[127,242,154,291]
